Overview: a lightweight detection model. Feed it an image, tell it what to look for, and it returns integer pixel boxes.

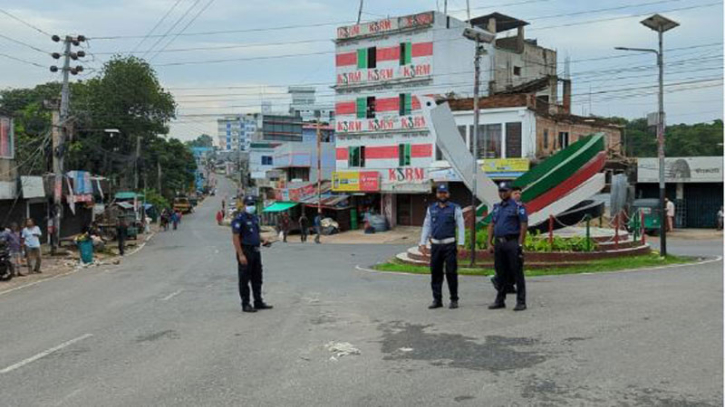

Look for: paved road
[0,177,722,406]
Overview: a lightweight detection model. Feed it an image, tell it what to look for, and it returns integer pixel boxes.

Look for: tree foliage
[618,117,723,157]
[185,134,214,148]
[0,55,197,199]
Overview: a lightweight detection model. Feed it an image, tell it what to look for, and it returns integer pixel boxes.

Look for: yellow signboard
[332,171,361,192]
[481,158,530,173]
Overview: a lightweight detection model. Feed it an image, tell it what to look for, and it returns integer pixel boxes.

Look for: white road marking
[0,334,93,374]
[161,290,183,301]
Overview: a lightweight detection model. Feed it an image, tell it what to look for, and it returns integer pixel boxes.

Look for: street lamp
[615,13,678,258]
[462,26,495,266]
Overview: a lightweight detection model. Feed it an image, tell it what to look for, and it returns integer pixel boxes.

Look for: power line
[0,8,52,37]
[130,0,185,54]
[0,33,50,54]
[0,53,47,68]
[142,0,203,59]
[148,0,217,61]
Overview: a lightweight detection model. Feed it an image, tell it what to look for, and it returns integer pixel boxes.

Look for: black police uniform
[491,198,528,306]
[232,211,266,308]
[424,202,462,304]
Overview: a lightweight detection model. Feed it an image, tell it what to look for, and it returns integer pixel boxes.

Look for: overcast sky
[1,0,722,143]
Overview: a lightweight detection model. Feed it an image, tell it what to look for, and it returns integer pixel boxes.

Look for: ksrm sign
[637,157,723,183]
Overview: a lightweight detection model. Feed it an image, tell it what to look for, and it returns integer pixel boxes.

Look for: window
[558,132,570,149]
[398,144,411,166]
[261,156,273,165]
[513,66,522,76]
[470,124,502,159]
[399,42,412,65]
[399,93,412,116]
[543,129,549,150]
[505,122,522,158]
[348,146,366,167]
[356,97,376,119]
[357,46,377,69]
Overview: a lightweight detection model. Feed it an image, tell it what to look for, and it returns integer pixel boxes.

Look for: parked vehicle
[173,197,193,214]
[0,238,14,281]
[628,198,662,235]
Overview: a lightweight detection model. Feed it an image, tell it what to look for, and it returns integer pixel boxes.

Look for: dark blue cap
[498,181,512,191]
[243,195,257,205]
[436,184,449,193]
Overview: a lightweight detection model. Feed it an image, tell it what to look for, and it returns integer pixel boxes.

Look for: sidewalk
[649,228,723,240]
[261,226,422,245]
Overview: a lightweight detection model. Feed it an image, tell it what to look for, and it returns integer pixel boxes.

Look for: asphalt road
[0,177,722,407]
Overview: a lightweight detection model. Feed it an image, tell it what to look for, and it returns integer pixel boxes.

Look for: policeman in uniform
[232,196,273,313]
[419,184,466,309]
[487,182,528,311]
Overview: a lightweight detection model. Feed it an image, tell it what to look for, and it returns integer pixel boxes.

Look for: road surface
[0,177,721,406]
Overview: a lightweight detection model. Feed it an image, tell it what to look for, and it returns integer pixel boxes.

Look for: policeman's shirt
[491,199,528,237]
[232,212,261,246]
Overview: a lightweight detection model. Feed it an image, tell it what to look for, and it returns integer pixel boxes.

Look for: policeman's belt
[430,237,456,245]
[494,235,519,243]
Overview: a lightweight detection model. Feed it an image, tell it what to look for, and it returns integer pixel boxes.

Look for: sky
[0,0,722,143]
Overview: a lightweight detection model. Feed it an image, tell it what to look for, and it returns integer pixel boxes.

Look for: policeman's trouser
[430,243,459,302]
[238,246,264,306]
[493,239,526,305]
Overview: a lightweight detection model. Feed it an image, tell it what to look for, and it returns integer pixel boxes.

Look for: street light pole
[469,38,481,267]
[615,14,678,257]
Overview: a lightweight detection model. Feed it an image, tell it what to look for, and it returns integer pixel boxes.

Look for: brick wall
[535,115,622,158]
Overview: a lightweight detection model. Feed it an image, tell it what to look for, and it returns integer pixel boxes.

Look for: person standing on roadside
[419,184,465,310]
[314,213,322,244]
[216,209,224,225]
[487,182,528,311]
[665,197,675,232]
[278,212,290,243]
[299,213,309,242]
[21,218,42,273]
[172,210,180,230]
[1,223,23,276]
[232,195,273,313]
[116,217,127,256]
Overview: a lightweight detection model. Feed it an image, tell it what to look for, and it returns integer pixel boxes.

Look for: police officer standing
[232,196,273,313]
[419,184,466,309]
[487,183,528,311]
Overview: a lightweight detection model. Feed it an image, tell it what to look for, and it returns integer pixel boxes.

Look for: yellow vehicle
[173,197,193,214]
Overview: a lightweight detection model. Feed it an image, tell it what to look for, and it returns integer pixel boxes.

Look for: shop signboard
[429,167,462,182]
[336,12,433,40]
[381,167,430,193]
[332,171,380,192]
[638,157,723,183]
[481,158,530,179]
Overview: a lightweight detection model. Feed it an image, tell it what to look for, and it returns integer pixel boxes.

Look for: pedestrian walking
[314,213,322,244]
[717,206,723,231]
[0,223,23,276]
[21,218,42,273]
[216,209,224,225]
[232,195,273,313]
[487,183,528,311]
[419,184,465,310]
[665,197,675,232]
[299,213,309,242]
[172,211,180,230]
[116,217,127,256]
[278,212,290,243]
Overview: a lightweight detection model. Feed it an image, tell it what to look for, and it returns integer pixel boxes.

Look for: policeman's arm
[419,208,431,248]
[517,205,529,246]
[487,221,495,249]
[231,228,245,263]
[455,206,465,246]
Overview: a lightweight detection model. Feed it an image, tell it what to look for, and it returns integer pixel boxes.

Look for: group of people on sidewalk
[160,208,182,231]
[0,218,43,276]
[276,212,321,244]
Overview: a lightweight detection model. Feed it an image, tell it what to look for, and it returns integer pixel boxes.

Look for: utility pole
[49,34,85,253]
[316,119,322,217]
[615,14,678,257]
[134,135,141,212]
[157,161,162,193]
[469,39,481,267]
[356,0,364,24]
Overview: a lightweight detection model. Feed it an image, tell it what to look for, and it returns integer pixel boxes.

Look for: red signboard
[359,171,380,192]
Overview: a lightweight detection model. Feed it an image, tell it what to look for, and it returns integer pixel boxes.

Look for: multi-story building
[288,86,334,123]
[216,114,257,152]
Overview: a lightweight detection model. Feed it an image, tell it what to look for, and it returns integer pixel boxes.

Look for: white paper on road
[325,341,360,358]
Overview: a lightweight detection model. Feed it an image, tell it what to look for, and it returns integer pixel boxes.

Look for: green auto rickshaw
[629,198,662,235]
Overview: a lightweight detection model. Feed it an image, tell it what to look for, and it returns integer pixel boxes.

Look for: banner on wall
[332,171,380,192]
[480,158,530,179]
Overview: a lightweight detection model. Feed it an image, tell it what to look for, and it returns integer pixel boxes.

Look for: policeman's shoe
[488,302,505,310]
[428,301,443,309]
[513,303,527,312]
[254,302,273,310]
[242,304,257,313]
[449,301,459,309]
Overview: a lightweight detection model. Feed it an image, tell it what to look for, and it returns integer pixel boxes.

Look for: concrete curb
[355,255,723,279]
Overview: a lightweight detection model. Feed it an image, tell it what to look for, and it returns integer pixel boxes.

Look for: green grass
[372,253,695,277]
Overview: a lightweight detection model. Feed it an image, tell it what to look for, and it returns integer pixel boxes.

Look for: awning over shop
[263,201,299,213]
[300,194,351,209]
[115,192,144,200]
[116,202,134,209]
